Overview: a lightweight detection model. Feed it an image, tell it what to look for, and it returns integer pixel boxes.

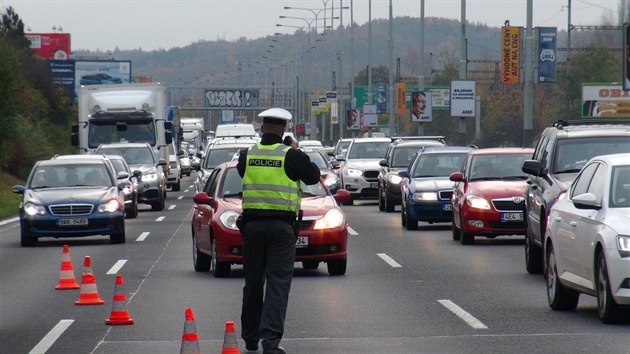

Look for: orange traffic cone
[180,308,201,354]
[55,244,80,290]
[221,321,240,354]
[75,256,105,305]
[105,274,134,325]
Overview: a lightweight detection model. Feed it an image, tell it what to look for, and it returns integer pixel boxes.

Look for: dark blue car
[399,146,475,230]
[79,73,123,85]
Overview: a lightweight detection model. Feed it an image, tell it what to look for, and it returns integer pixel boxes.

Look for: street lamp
[283,6,326,34]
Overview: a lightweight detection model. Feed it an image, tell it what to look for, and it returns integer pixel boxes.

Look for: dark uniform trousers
[241,218,296,350]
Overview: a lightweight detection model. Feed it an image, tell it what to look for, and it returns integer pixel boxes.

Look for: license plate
[500,212,523,222]
[58,218,88,226]
[369,182,378,188]
[443,203,452,211]
[295,236,308,248]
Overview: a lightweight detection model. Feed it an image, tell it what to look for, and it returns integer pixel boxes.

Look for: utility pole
[418,0,425,136]
[367,0,373,105]
[458,0,467,145]
[388,0,394,132]
[523,0,533,147]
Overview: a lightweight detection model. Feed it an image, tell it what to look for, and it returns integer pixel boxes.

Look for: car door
[193,168,221,251]
[554,162,598,279]
[525,135,550,245]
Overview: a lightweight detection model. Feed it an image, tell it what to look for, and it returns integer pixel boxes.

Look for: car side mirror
[398,170,409,178]
[12,185,25,194]
[192,192,213,205]
[117,171,129,179]
[522,159,542,177]
[335,154,345,161]
[572,192,601,210]
[379,159,388,167]
[178,149,185,156]
[333,189,351,204]
[449,172,464,182]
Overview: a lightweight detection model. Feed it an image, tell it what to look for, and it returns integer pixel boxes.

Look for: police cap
[259,108,292,126]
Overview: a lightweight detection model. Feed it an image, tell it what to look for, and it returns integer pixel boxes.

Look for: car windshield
[413,153,467,177]
[610,165,630,208]
[305,151,328,169]
[335,141,351,155]
[89,121,156,148]
[220,167,327,198]
[99,147,155,165]
[205,148,243,169]
[348,142,390,159]
[30,164,113,188]
[392,146,422,168]
[554,137,630,174]
[469,153,531,181]
[109,159,128,174]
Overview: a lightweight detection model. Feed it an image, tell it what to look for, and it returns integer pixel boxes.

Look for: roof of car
[97,142,152,149]
[351,137,391,143]
[53,154,110,160]
[208,142,255,150]
[419,146,476,154]
[592,152,630,166]
[391,140,446,147]
[39,157,106,166]
[469,147,535,155]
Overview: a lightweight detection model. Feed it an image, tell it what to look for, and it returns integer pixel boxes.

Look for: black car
[378,137,446,212]
[96,143,168,211]
[521,119,630,274]
[303,148,340,194]
[12,157,126,246]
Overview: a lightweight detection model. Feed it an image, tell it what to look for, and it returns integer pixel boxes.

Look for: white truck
[71,83,173,163]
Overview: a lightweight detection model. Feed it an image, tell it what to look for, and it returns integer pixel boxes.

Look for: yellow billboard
[396,82,407,114]
[501,26,521,85]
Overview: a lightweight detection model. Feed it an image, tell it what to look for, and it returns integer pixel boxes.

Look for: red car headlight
[314,208,345,230]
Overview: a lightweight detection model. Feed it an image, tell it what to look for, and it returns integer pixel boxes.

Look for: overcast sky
[3,0,619,52]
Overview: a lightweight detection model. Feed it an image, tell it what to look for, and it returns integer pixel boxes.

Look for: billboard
[537,27,557,83]
[26,33,71,59]
[47,60,75,102]
[411,91,432,122]
[501,26,521,85]
[582,84,630,118]
[376,83,387,113]
[450,80,476,117]
[346,109,359,130]
[395,83,407,114]
[75,60,132,92]
[624,23,630,90]
[362,104,378,128]
[205,89,259,108]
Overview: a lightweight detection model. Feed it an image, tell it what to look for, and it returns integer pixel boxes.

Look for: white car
[545,153,630,323]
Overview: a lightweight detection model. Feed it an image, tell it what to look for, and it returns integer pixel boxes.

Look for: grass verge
[0,172,24,220]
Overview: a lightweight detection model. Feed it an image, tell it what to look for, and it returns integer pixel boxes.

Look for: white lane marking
[177,196,183,200]
[184,189,190,193]
[168,205,176,210]
[136,232,150,242]
[377,253,402,268]
[29,319,74,354]
[107,260,128,275]
[0,217,19,226]
[156,216,165,222]
[347,226,358,236]
[189,185,194,188]
[438,299,488,329]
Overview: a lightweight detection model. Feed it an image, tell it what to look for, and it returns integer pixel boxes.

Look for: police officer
[237,108,320,354]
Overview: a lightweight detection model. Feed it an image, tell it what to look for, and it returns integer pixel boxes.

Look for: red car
[449,147,534,245]
[191,161,351,277]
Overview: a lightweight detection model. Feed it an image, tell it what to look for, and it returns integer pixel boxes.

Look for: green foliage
[0,171,24,219]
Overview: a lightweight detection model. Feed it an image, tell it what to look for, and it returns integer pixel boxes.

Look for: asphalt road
[1,174,629,354]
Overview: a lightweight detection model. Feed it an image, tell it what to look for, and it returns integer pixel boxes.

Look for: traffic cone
[55,244,80,290]
[221,321,240,354]
[180,307,201,354]
[105,274,134,325]
[75,256,105,305]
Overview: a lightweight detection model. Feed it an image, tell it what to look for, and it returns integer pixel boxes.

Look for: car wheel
[384,195,395,213]
[401,204,407,227]
[302,260,319,270]
[545,242,579,311]
[405,207,418,230]
[211,238,231,278]
[378,189,385,211]
[20,226,37,247]
[525,220,543,274]
[459,216,474,245]
[327,258,347,276]
[596,251,622,323]
[151,195,165,211]
[110,222,126,244]
[172,181,181,192]
[452,223,461,241]
[192,234,211,272]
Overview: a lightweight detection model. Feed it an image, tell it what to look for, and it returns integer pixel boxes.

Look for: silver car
[545,153,630,323]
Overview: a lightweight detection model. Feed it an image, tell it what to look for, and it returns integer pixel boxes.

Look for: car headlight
[388,174,403,184]
[98,199,122,213]
[141,173,159,182]
[617,235,630,258]
[466,195,491,210]
[313,208,345,230]
[412,192,438,202]
[324,176,339,188]
[122,184,134,195]
[24,202,46,216]
[344,168,362,177]
[219,210,240,231]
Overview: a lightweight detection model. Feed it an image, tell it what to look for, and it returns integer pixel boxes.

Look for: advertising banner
[204,89,259,108]
[330,102,338,124]
[501,26,521,85]
[410,91,432,122]
[450,80,476,117]
[624,23,630,90]
[376,83,387,113]
[311,100,320,115]
[47,59,75,102]
[582,84,630,118]
[75,61,131,93]
[326,91,337,103]
[26,33,71,59]
[537,27,557,83]
[395,83,407,114]
[220,110,235,124]
[430,88,450,109]
[346,109,359,130]
[362,104,378,128]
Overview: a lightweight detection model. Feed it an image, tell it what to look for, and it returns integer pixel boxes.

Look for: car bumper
[461,208,526,236]
[20,213,125,238]
[605,248,630,305]
[343,177,379,199]
[408,200,453,222]
[137,181,163,204]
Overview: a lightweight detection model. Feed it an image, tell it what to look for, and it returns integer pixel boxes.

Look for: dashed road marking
[177,196,183,200]
[347,227,358,236]
[438,299,488,329]
[29,319,74,354]
[136,232,150,242]
[169,205,176,210]
[156,216,165,222]
[377,253,402,268]
[107,260,128,275]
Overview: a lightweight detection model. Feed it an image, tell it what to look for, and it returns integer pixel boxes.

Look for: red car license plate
[500,212,523,222]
